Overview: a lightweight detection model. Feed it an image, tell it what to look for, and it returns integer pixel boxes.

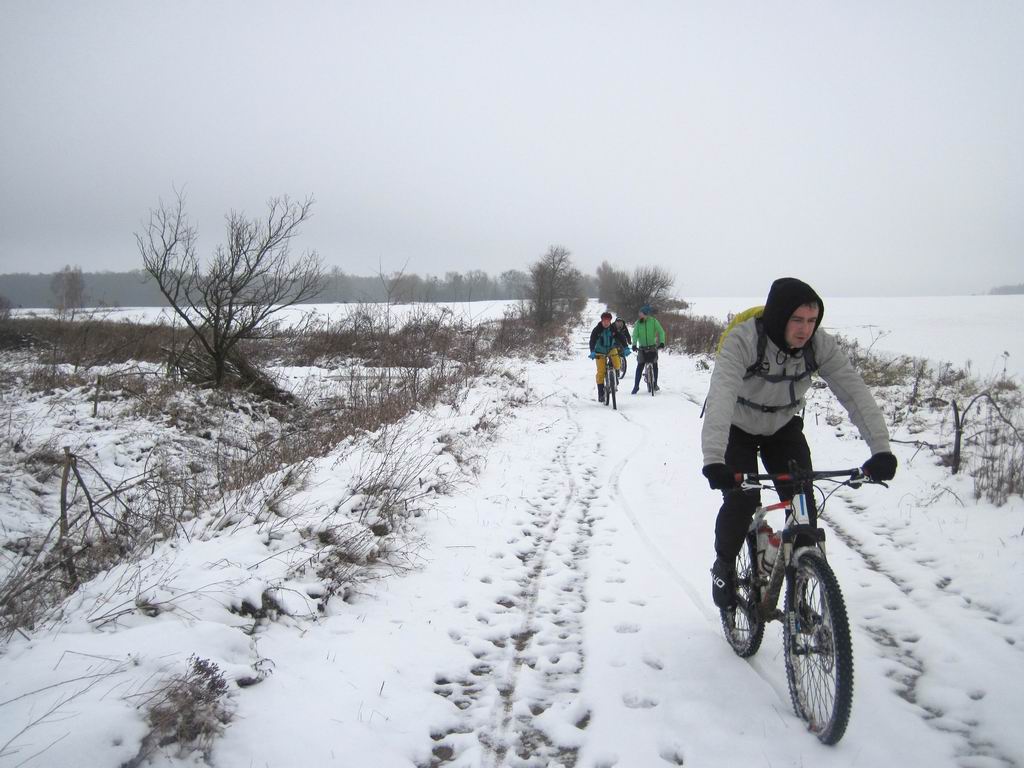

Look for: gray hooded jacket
[701,304,891,467]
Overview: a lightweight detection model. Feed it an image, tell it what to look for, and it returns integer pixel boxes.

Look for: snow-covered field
[1,300,1022,767]
[16,293,1024,378]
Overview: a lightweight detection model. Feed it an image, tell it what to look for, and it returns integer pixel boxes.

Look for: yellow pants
[595,348,622,385]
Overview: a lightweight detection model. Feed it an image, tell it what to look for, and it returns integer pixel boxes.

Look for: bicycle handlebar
[737,467,887,489]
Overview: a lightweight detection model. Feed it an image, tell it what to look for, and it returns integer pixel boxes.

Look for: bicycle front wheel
[720,533,764,657]
[784,550,854,745]
[606,366,617,410]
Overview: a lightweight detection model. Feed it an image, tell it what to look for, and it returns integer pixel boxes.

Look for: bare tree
[0,293,11,322]
[136,191,324,388]
[527,245,585,326]
[50,265,86,316]
[596,260,626,305]
[499,269,529,298]
[612,265,675,319]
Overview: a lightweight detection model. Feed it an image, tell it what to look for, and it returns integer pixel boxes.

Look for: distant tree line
[0,266,600,309]
[990,283,1024,295]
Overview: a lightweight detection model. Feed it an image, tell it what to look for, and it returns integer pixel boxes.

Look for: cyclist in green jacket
[631,304,666,394]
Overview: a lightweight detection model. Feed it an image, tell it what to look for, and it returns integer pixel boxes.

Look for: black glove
[703,463,739,490]
[657,342,665,349]
[631,345,637,352]
[862,451,897,482]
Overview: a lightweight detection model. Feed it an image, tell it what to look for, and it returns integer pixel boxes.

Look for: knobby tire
[784,550,854,745]
[606,363,617,410]
[720,533,765,658]
[644,363,655,395]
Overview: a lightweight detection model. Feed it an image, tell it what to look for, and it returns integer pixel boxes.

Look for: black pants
[714,417,816,561]
[634,347,659,389]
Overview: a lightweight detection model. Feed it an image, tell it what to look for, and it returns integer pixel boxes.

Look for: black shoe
[630,387,639,395]
[653,384,660,391]
[711,559,737,609]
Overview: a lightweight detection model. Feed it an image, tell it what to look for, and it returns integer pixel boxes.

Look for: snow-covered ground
[1,302,1022,767]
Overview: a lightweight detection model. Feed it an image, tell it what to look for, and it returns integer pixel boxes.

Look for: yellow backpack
[715,305,765,355]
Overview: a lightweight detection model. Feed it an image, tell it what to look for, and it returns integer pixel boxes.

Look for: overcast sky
[2,1,1021,296]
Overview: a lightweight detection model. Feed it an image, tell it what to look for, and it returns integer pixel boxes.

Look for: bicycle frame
[740,467,868,622]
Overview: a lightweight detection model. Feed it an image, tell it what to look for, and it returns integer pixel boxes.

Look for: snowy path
[208,353,1022,768]
[3,350,1021,768]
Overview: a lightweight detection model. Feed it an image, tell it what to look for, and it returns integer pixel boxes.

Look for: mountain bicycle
[719,465,886,745]
[600,352,618,410]
[639,345,658,395]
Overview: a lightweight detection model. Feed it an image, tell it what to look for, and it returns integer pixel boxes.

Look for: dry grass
[124,655,231,766]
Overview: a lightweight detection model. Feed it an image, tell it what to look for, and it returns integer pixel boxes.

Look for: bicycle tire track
[823,503,1022,768]
[607,419,716,623]
[423,399,599,767]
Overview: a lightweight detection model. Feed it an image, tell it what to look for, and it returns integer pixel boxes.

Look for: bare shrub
[527,245,586,327]
[348,421,451,533]
[610,266,676,320]
[972,441,1024,505]
[23,362,90,394]
[489,304,570,358]
[834,336,919,388]
[659,311,725,355]
[310,523,381,605]
[0,447,209,637]
[126,655,231,766]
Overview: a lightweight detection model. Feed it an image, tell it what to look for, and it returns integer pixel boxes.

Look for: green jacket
[632,317,665,348]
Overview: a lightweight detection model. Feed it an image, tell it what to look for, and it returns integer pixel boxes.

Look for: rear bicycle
[640,345,657,394]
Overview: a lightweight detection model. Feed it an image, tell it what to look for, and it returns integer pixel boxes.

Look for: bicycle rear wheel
[784,550,854,745]
[720,533,764,657]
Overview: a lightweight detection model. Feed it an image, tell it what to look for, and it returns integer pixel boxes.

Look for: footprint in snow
[623,692,658,709]
[614,623,641,634]
[629,598,647,607]
[658,743,686,765]
[605,576,626,584]
[643,655,664,671]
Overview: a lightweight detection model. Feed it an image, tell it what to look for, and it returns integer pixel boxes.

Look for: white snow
[1,297,1022,768]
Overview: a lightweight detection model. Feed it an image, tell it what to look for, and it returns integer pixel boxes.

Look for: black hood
[762,277,824,354]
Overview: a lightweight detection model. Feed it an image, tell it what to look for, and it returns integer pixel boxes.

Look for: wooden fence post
[59,447,79,588]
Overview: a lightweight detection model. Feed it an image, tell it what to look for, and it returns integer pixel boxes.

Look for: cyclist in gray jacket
[700,277,897,608]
